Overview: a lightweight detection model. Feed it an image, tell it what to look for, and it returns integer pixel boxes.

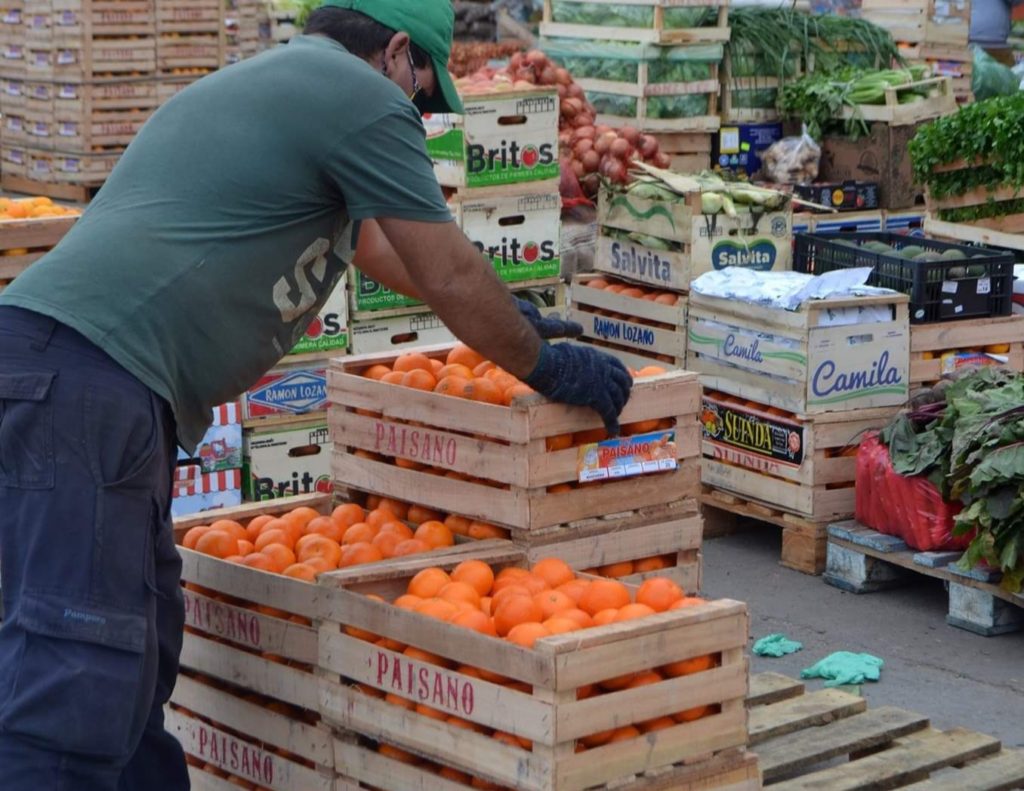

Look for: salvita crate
[316,546,750,791]
[568,272,688,369]
[597,182,793,293]
[424,85,560,191]
[700,390,900,524]
[687,291,911,416]
[328,344,701,532]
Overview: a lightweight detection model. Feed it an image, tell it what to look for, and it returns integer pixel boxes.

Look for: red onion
[610,138,632,160]
[620,126,641,145]
[570,125,595,144]
[594,132,617,155]
[573,138,594,157]
[638,134,659,159]
[555,68,572,86]
[653,152,672,169]
[540,66,557,85]
[582,150,601,173]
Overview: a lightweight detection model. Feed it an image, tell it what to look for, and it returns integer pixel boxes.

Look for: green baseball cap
[318,0,463,114]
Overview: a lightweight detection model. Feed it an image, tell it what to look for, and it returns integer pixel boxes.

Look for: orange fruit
[636,577,684,612]
[634,555,671,573]
[446,343,486,371]
[241,553,277,572]
[462,377,504,405]
[507,622,551,648]
[491,584,532,610]
[674,706,713,723]
[380,371,406,385]
[450,609,497,636]
[392,538,432,557]
[414,520,454,549]
[587,278,610,289]
[339,542,384,567]
[662,654,716,678]
[480,596,493,616]
[182,525,212,550]
[304,515,344,542]
[371,531,403,558]
[414,598,459,622]
[363,364,392,380]
[614,603,656,622]
[404,646,451,667]
[515,575,549,596]
[547,483,573,494]
[243,515,274,543]
[467,521,508,540]
[236,540,255,555]
[592,608,619,627]
[295,535,343,568]
[435,375,470,398]
[260,543,297,573]
[253,528,293,552]
[332,503,366,527]
[598,560,635,578]
[622,419,660,435]
[394,594,423,611]
[415,703,447,721]
[531,558,576,589]
[607,726,642,743]
[429,358,445,377]
[285,507,321,530]
[407,504,443,525]
[493,595,544,637]
[393,352,434,374]
[451,559,495,597]
[195,529,239,559]
[282,563,318,582]
[639,716,677,733]
[408,568,452,598]
[627,670,663,689]
[654,293,678,306]
[635,366,667,378]
[342,522,378,545]
[562,608,595,629]
[439,766,472,783]
[438,581,482,610]
[495,567,532,583]
[579,579,631,616]
[504,383,535,404]
[556,579,591,604]
[376,498,410,520]
[601,671,639,691]
[384,692,414,710]
[209,519,246,542]
[533,590,575,620]
[472,362,497,378]
[545,433,574,451]
[303,556,335,574]
[378,744,419,765]
[401,369,437,391]
[668,596,707,610]
[581,727,617,748]
[436,363,475,380]
[573,427,608,445]
[543,616,580,634]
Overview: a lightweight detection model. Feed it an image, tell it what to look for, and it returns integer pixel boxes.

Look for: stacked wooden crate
[329,344,705,590]
[0,202,76,289]
[688,291,910,574]
[862,0,973,103]
[569,180,794,371]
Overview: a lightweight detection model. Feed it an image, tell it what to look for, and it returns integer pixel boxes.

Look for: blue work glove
[801,652,884,687]
[752,633,803,658]
[525,343,632,435]
[516,298,583,340]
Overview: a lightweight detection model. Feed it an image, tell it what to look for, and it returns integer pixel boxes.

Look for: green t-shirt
[0,35,451,451]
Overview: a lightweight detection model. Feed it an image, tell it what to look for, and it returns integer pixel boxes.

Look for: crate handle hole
[497,114,528,126]
[391,331,419,345]
[289,444,322,458]
[498,214,526,227]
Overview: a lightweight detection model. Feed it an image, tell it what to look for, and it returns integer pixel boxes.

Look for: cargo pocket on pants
[0,370,56,489]
[0,591,147,760]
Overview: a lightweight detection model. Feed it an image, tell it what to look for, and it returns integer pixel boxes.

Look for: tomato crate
[50,0,156,38]
[315,548,750,791]
[0,212,77,279]
[568,272,688,369]
[328,344,702,532]
[687,290,910,416]
[700,390,901,525]
[908,314,1024,393]
[597,184,794,290]
[793,232,1014,324]
[540,0,730,46]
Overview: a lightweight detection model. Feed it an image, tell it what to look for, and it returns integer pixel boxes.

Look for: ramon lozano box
[240,365,327,422]
[423,86,559,190]
[687,291,911,416]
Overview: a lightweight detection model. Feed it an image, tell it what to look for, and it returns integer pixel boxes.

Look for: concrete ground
[701,527,1024,749]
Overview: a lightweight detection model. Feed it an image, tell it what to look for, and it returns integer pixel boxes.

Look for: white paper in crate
[692,267,895,324]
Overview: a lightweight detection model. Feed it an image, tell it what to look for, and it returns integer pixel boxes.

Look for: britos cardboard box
[240,365,327,423]
[242,420,331,501]
[349,309,455,356]
[171,466,242,518]
[287,274,349,357]
[176,402,242,473]
[423,86,559,190]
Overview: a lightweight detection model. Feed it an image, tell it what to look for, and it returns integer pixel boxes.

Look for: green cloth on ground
[801,652,884,687]
[752,633,803,657]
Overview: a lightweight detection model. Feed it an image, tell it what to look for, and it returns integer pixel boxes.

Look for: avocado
[967,264,987,277]
[940,248,967,261]
[913,252,942,263]
[947,265,968,278]
[899,245,926,260]
[864,241,894,255]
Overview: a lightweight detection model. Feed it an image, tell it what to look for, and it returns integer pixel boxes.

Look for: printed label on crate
[4,45,23,60]
[701,395,804,474]
[590,314,660,350]
[243,423,331,500]
[710,237,781,271]
[353,270,423,312]
[458,190,562,282]
[940,350,1006,375]
[3,10,21,24]
[4,81,21,97]
[244,369,326,417]
[174,718,280,786]
[577,430,678,482]
[182,590,267,651]
[604,238,676,287]
[368,645,479,716]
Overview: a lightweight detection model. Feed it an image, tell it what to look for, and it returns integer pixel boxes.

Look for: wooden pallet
[824,521,1024,637]
[746,672,1024,789]
[317,549,750,791]
[908,314,1024,392]
[540,0,730,46]
[700,392,899,524]
[700,486,829,575]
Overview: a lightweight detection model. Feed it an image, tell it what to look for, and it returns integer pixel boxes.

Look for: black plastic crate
[794,232,1014,324]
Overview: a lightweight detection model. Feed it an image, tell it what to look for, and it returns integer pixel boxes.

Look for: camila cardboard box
[423,86,559,190]
[176,401,242,473]
[171,466,242,518]
[242,421,331,501]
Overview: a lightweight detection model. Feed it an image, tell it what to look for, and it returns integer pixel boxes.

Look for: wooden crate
[157,0,222,34]
[157,33,221,70]
[654,130,713,172]
[836,76,956,127]
[700,390,899,524]
[328,344,702,532]
[597,186,793,289]
[0,144,27,178]
[51,106,152,147]
[908,314,1024,393]
[540,0,730,46]
[27,37,156,79]
[49,145,122,184]
[861,0,970,46]
[924,217,1024,252]
[51,77,160,112]
[51,0,156,38]
[0,212,77,279]
[568,272,687,368]
[925,159,1024,234]
[687,291,911,416]
[316,549,750,791]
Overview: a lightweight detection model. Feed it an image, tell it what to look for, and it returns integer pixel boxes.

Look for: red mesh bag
[559,158,593,210]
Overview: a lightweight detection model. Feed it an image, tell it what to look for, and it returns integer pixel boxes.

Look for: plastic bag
[760,126,821,184]
[855,433,969,552]
[972,45,1019,102]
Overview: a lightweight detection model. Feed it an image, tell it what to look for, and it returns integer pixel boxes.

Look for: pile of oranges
[181,500,457,580]
[350,557,719,785]
[584,276,681,306]
[0,196,81,221]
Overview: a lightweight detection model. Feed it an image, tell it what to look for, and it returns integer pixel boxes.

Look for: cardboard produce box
[176,402,242,473]
[242,420,331,501]
[171,466,242,518]
[240,365,327,422]
[820,122,925,211]
[287,275,349,357]
[349,309,454,355]
[423,86,559,190]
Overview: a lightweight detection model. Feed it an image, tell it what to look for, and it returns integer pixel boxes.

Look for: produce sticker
[701,395,804,476]
[577,430,677,482]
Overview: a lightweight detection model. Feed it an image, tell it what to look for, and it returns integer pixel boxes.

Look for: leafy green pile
[550,1,714,29]
[881,368,1024,592]
[778,66,931,139]
[588,91,710,119]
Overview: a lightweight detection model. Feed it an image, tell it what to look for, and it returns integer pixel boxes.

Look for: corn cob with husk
[624,165,792,216]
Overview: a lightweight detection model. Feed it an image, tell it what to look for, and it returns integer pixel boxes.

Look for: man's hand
[515,298,583,340]
[525,343,633,435]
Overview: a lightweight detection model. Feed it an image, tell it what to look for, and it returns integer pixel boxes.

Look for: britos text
[467,139,555,175]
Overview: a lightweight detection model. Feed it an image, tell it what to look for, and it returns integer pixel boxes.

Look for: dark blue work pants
[0,306,189,790]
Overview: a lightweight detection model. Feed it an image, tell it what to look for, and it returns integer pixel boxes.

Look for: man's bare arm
[352,219,421,300]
